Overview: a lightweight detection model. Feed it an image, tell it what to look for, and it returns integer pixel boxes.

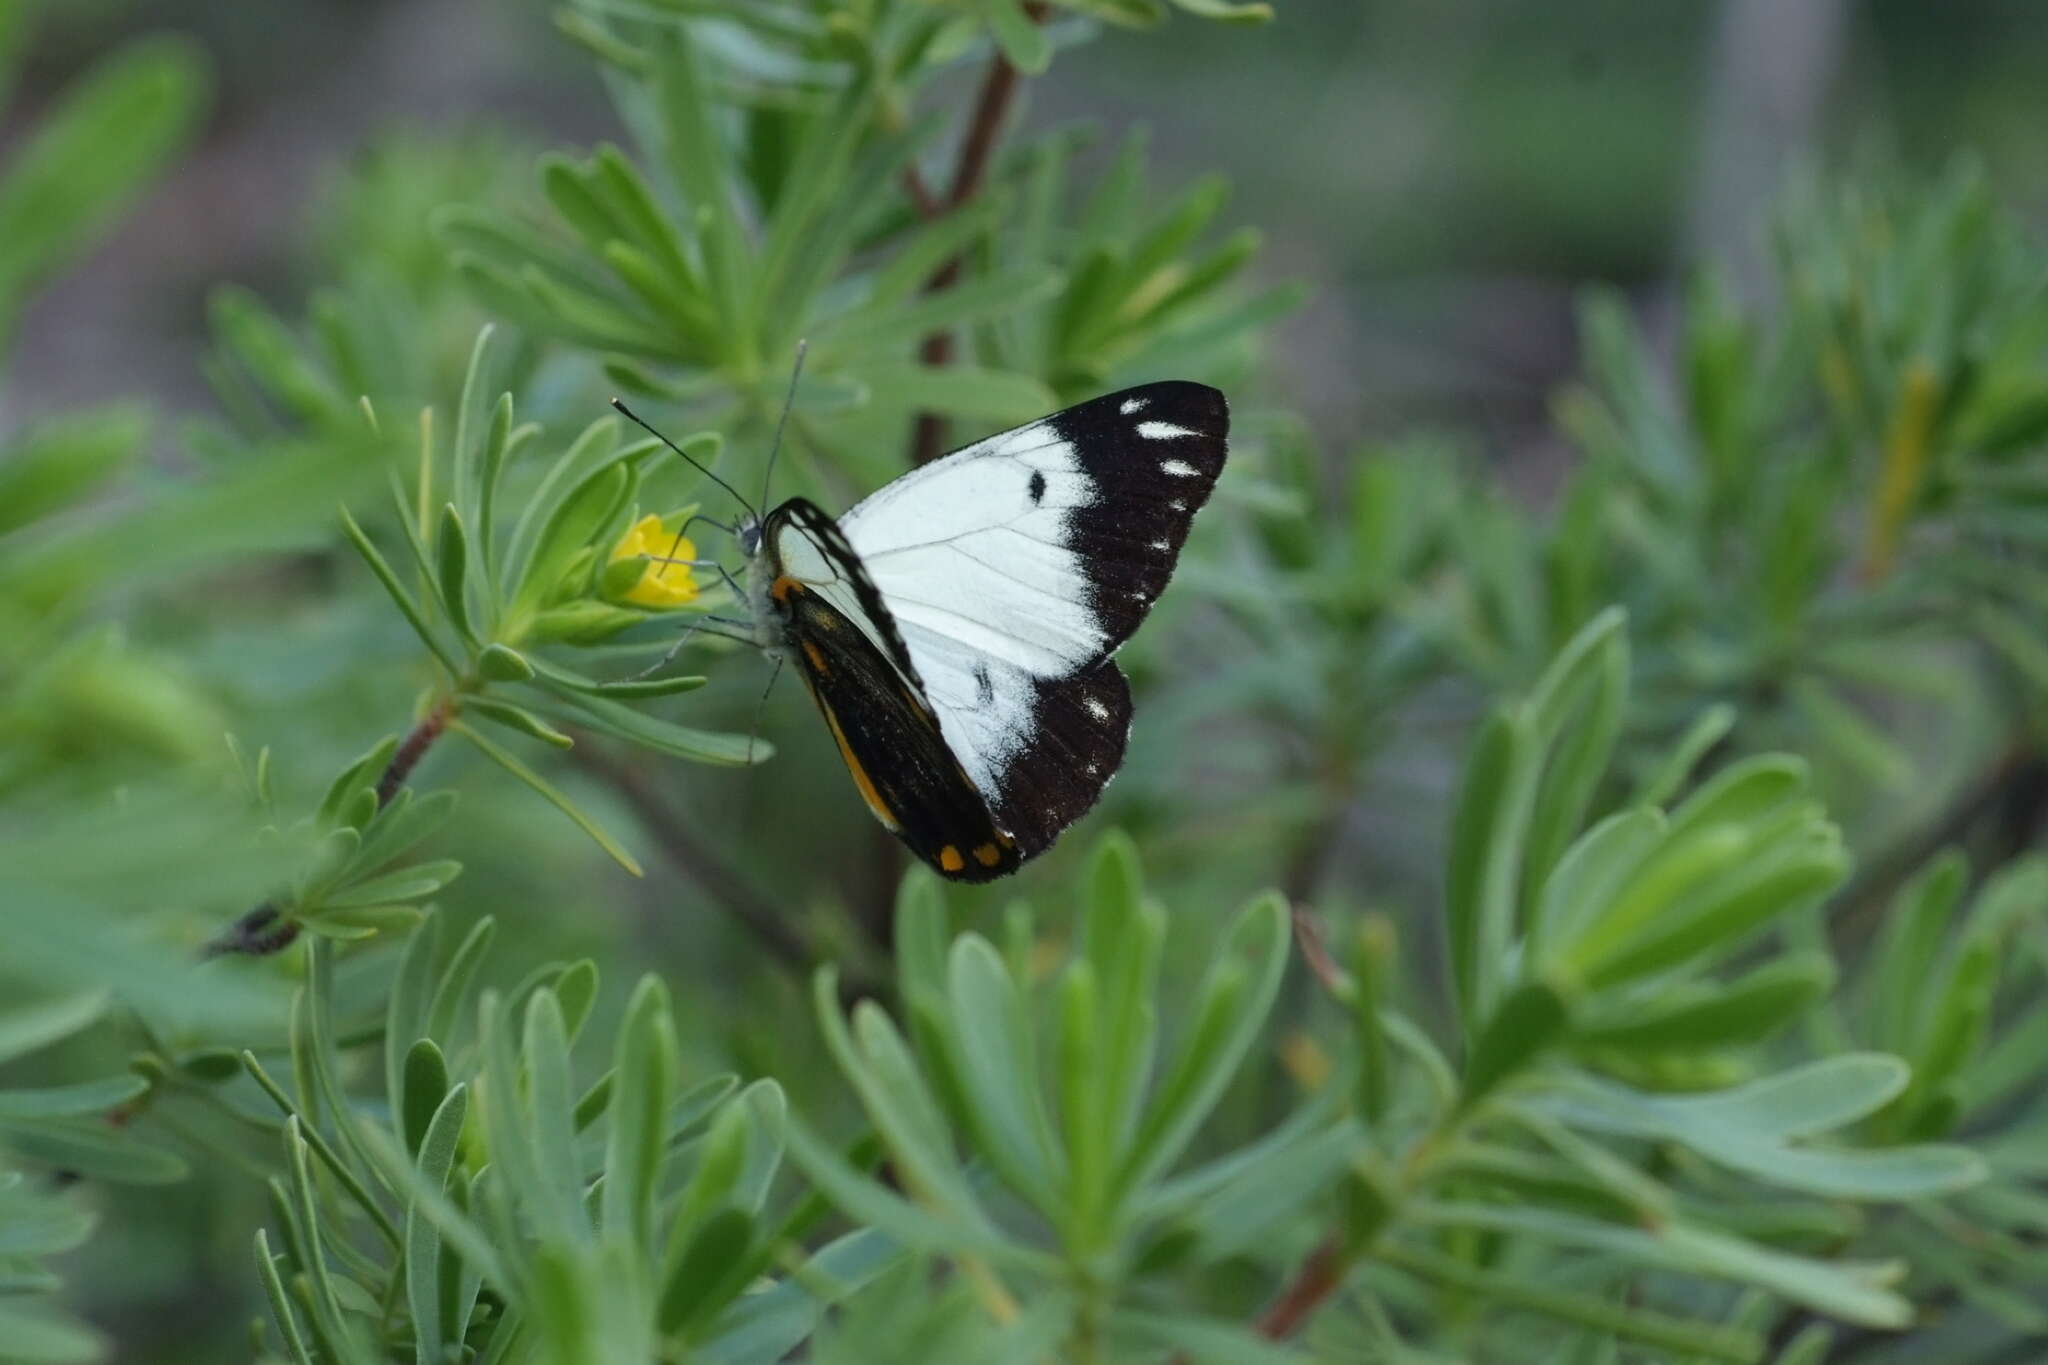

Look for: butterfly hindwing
[765,521,1020,882]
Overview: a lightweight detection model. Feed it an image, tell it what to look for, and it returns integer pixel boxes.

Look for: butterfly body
[733,381,1227,882]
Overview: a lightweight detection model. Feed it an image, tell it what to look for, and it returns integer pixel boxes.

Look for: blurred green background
[9,2,2048,1361]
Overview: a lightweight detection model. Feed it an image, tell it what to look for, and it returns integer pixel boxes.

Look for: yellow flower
[607,515,699,608]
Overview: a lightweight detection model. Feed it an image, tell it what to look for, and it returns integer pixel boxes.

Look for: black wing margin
[987,661,1133,860]
[979,381,1224,859]
[1050,380,1228,661]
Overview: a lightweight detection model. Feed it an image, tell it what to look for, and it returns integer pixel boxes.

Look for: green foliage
[236,926,890,1364]
[11,2,2048,1363]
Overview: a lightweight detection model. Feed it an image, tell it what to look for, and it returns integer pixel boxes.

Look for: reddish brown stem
[1256,1236,1348,1339]
[907,4,1048,467]
[204,697,455,958]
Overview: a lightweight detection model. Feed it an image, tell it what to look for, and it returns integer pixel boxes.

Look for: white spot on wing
[1150,538,1169,551]
[1138,420,1198,441]
[1161,459,1199,477]
[1169,499,1186,511]
[1085,696,1110,721]
[1120,396,1147,415]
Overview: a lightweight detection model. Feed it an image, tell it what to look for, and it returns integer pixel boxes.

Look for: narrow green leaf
[426,915,497,1048]
[437,502,475,643]
[451,720,643,875]
[0,992,108,1066]
[1384,1244,1761,1362]
[466,695,575,749]
[1445,707,1535,1026]
[322,860,462,910]
[941,935,1062,1210]
[340,505,460,675]
[1117,892,1289,1195]
[384,907,442,1123]
[603,975,677,1256]
[254,1228,318,1365]
[1576,953,1836,1052]
[0,1074,145,1120]
[407,1084,470,1365]
[401,1040,449,1157]
[1462,980,1571,1110]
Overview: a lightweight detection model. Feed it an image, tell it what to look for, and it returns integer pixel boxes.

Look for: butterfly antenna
[758,338,808,514]
[611,398,758,523]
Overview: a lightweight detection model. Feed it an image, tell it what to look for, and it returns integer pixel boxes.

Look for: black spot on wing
[1047,381,1228,659]
[1028,469,1047,504]
[986,661,1132,859]
[973,663,994,707]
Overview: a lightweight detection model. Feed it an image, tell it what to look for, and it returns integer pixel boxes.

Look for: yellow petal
[609,515,698,607]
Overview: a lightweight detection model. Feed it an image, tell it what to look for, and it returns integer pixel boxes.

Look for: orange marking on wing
[801,640,828,674]
[939,845,965,873]
[815,696,898,832]
[972,843,1002,868]
[771,575,801,602]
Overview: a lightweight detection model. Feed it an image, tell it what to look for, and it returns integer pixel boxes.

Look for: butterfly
[619,381,1228,882]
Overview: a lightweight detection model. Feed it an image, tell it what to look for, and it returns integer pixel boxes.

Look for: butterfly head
[736,514,764,559]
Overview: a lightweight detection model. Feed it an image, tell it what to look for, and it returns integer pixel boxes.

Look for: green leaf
[1081,831,1165,1157]
[427,916,497,1047]
[340,506,461,676]
[1521,610,1629,927]
[811,969,990,1236]
[1463,979,1571,1110]
[450,721,643,875]
[522,989,586,1241]
[1870,849,1968,1052]
[0,408,145,536]
[940,936,1061,1211]
[660,1207,756,1335]
[466,695,575,749]
[1383,1244,1762,1362]
[407,1084,469,1365]
[401,1040,448,1157]
[546,689,766,766]
[602,975,677,1257]
[0,37,209,343]
[1445,707,1535,1026]
[512,461,634,616]
[437,503,476,643]
[321,859,462,910]
[1417,1202,1909,1327]
[780,1109,1022,1264]
[1117,892,1289,1196]
[0,1074,142,1120]
[253,1228,317,1365]
[478,642,536,682]
[1576,952,1836,1052]
[354,792,459,894]
[0,992,107,1067]
[974,0,1052,74]
[0,1193,93,1257]
[1167,0,1274,20]
[0,1119,187,1185]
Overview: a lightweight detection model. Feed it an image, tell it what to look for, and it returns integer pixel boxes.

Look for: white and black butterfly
[620,382,1228,882]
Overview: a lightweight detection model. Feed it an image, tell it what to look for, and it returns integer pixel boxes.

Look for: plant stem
[905,4,1048,468]
[1256,1235,1349,1340]
[204,696,456,958]
[569,744,884,995]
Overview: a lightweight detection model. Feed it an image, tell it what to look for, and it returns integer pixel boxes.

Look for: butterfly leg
[628,612,756,679]
[649,555,749,605]
[746,654,785,764]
